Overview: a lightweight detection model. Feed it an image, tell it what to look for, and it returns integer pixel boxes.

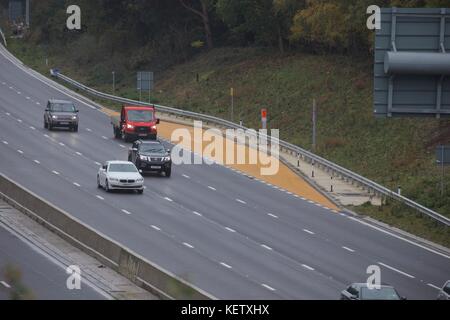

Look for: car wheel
[165,168,171,178]
[97,175,101,189]
[44,119,48,129]
[137,189,143,194]
[105,179,111,193]
[73,125,78,132]
[114,127,121,139]
[48,122,53,131]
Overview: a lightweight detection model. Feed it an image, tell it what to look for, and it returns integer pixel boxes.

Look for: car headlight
[52,115,57,119]
[127,124,134,129]
[151,125,157,130]
[163,156,171,161]
[109,178,119,182]
[72,116,77,120]
[137,178,144,182]
[139,155,148,161]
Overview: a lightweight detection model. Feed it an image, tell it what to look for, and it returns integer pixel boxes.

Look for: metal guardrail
[54,71,450,227]
[0,26,7,47]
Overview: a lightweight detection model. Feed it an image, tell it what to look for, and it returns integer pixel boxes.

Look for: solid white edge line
[347,216,450,260]
[378,262,415,279]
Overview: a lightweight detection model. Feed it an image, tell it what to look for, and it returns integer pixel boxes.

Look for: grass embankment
[6,38,449,247]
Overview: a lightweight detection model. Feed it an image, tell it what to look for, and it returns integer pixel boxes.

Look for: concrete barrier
[0,172,215,300]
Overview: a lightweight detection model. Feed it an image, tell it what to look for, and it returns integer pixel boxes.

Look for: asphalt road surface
[0,221,106,300]
[0,45,448,299]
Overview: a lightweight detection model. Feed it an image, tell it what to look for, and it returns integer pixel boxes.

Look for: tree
[180,0,214,49]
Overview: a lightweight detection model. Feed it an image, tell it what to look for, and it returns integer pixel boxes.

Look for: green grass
[6,38,450,247]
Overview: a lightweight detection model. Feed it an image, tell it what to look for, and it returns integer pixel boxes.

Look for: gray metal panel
[436,146,450,164]
[137,71,153,91]
[374,8,450,118]
[9,1,23,22]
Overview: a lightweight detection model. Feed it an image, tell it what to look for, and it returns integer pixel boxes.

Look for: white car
[97,161,144,194]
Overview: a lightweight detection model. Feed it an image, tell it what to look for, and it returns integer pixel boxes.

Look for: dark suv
[44,99,79,131]
[128,140,172,177]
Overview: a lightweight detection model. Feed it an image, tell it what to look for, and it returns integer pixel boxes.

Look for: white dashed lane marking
[76,152,82,156]
[220,262,232,269]
[2,141,8,145]
[164,197,173,202]
[236,199,246,204]
[96,195,104,200]
[30,126,35,130]
[0,281,11,289]
[225,227,236,233]
[261,284,276,291]
[193,211,202,217]
[121,209,132,215]
[302,264,315,271]
[52,171,59,175]
[102,136,108,140]
[342,246,355,253]
[183,242,194,249]
[303,229,315,235]
[261,244,272,251]
[427,283,441,290]
[378,262,415,279]
[119,144,125,148]
[33,160,40,164]
[17,150,23,154]
[95,162,101,166]
[17,119,22,123]
[73,182,81,187]
[182,174,190,179]
[59,142,65,146]
[208,186,216,191]
[267,213,278,219]
[151,225,161,231]
[85,128,92,132]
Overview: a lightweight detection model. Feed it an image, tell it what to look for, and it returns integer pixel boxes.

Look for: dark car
[44,99,79,131]
[437,280,450,300]
[340,283,405,300]
[128,140,172,177]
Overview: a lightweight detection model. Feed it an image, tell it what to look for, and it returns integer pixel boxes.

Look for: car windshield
[108,163,138,173]
[140,144,165,154]
[127,110,153,122]
[361,287,400,300]
[51,103,76,112]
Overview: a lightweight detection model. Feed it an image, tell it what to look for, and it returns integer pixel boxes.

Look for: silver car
[437,280,450,300]
[97,161,144,194]
[44,99,79,131]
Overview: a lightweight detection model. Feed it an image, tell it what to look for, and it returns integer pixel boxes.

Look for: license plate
[151,166,161,169]
[139,133,147,136]
[60,122,69,125]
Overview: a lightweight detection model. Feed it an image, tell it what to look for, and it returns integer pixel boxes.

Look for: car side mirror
[102,166,107,170]
[75,109,79,113]
[45,109,50,112]
[156,118,160,124]
[132,148,138,152]
[139,169,143,173]
[167,149,171,154]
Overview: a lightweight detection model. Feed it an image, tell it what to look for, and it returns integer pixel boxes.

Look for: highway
[0,44,448,299]
[0,212,105,300]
